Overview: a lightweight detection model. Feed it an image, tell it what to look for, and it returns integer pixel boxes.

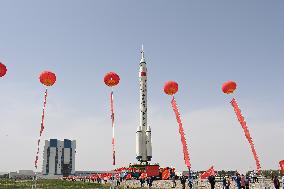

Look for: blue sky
[0,0,283,173]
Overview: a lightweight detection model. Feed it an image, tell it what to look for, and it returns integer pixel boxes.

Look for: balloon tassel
[110,91,115,166]
[171,96,191,169]
[230,98,261,173]
[34,88,48,169]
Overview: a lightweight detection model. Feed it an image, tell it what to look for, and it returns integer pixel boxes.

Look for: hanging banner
[171,96,191,169]
[35,89,48,169]
[111,91,115,166]
[40,89,48,136]
[231,98,261,172]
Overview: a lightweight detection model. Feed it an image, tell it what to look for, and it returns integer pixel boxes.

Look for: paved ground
[121,179,280,189]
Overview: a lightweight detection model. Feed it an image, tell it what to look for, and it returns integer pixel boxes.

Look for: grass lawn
[0,179,156,189]
[0,179,113,189]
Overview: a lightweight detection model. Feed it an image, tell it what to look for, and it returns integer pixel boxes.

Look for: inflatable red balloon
[39,71,56,86]
[222,81,237,94]
[34,70,56,178]
[164,81,191,170]
[104,72,120,87]
[164,81,178,95]
[0,62,7,77]
[104,71,120,166]
[222,81,261,173]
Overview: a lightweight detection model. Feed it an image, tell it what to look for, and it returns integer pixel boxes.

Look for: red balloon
[164,81,178,95]
[0,62,7,77]
[104,72,120,87]
[222,81,237,94]
[39,71,56,86]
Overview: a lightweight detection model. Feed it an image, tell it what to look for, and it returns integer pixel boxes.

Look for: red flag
[140,71,146,76]
[200,166,215,179]
[162,169,170,180]
[280,160,284,174]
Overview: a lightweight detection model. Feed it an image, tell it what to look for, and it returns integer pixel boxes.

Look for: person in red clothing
[241,174,246,189]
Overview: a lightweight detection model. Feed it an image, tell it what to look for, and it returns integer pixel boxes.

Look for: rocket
[136,46,152,162]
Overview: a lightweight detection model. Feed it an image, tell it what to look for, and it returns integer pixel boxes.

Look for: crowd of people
[62,170,284,189]
[205,173,284,189]
[168,172,284,189]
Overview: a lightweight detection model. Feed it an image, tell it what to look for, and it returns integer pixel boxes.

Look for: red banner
[34,89,48,169]
[171,96,191,169]
[200,166,215,179]
[279,160,284,173]
[231,98,261,173]
[146,165,160,177]
[110,91,115,166]
[40,89,48,136]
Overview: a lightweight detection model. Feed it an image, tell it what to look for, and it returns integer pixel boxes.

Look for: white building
[42,139,76,176]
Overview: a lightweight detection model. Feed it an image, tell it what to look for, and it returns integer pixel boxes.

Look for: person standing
[146,177,150,187]
[245,176,250,189]
[235,173,241,189]
[180,176,186,189]
[274,176,280,189]
[171,173,176,188]
[282,175,284,189]
[208,175,216,189]
[140,177,145,188]
[225,176,231,189]
[253,170,258,183]
[241,174,246,189]
[188,176,193,189]
[222,177,227,189]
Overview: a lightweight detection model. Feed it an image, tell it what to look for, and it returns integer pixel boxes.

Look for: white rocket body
[136,48,152,162]
[136,127,142,159]
[146,126,152,159]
